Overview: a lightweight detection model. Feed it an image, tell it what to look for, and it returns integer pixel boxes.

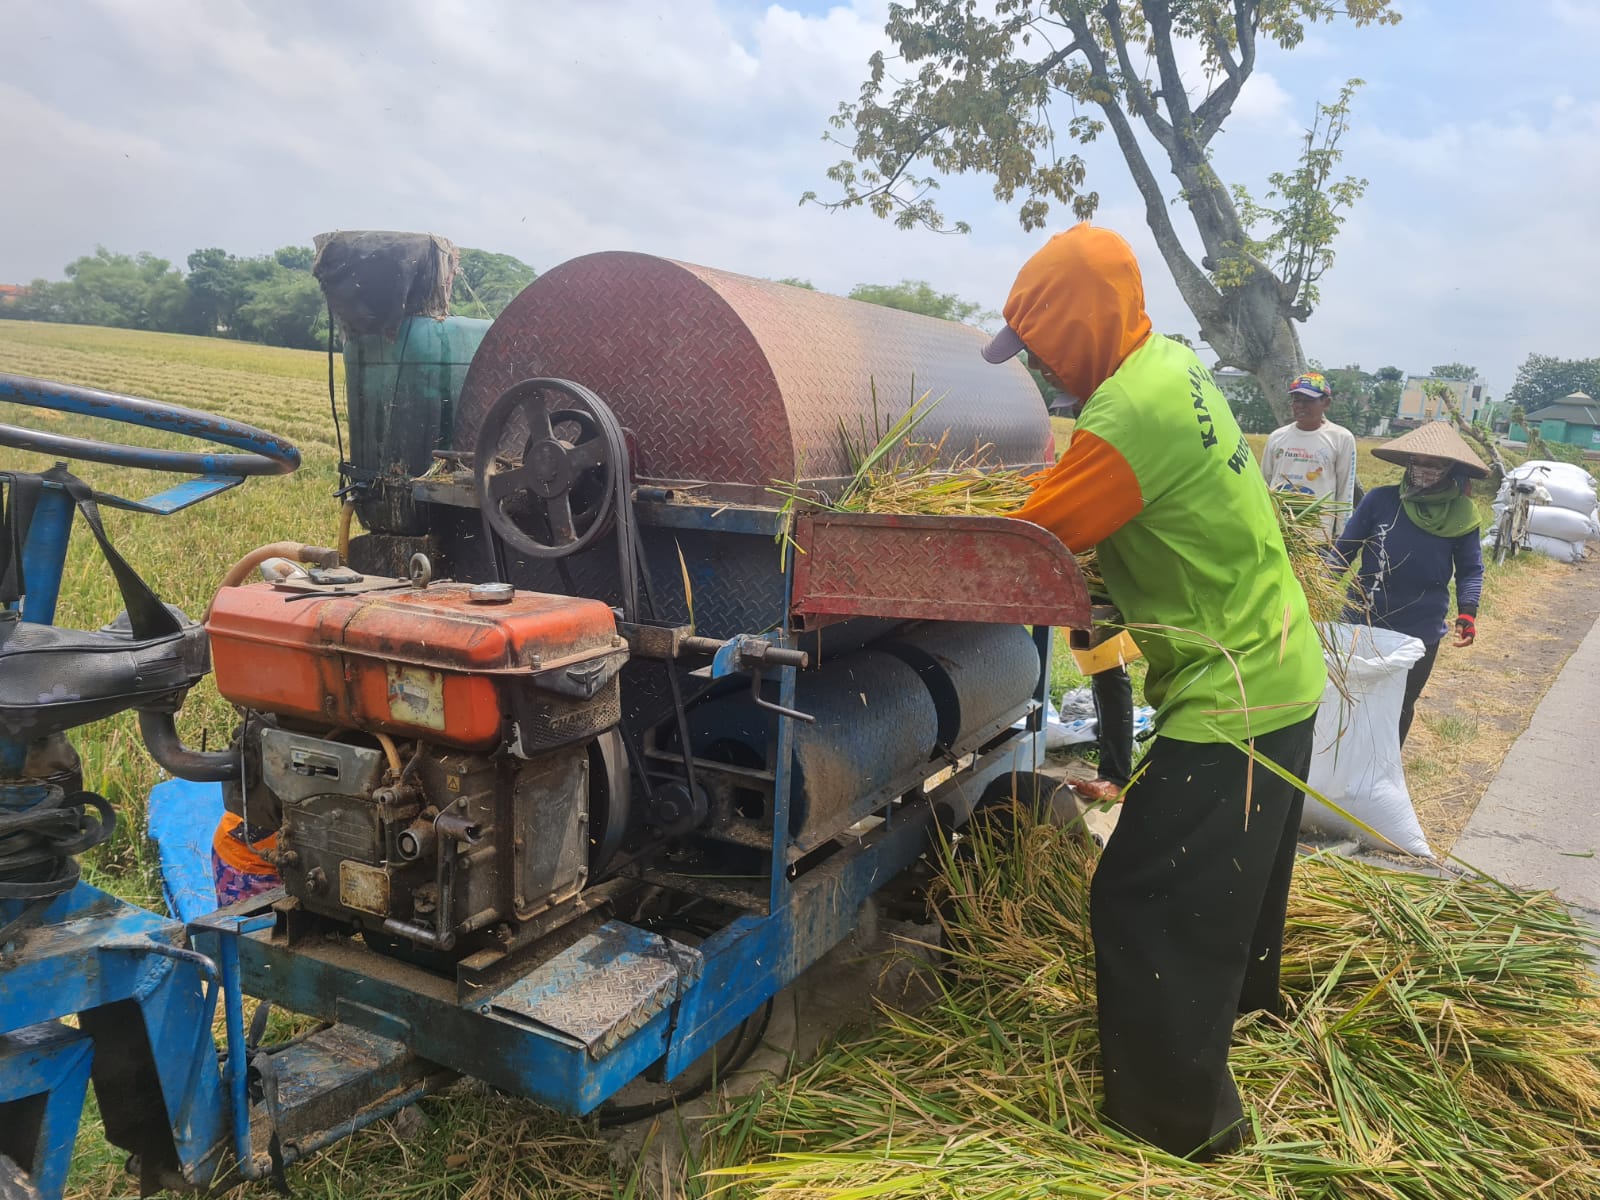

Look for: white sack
[1526,533,1587,563]
[1505,462,1598,514]
[1302,623,1432,857]
[1526,504,1600,542]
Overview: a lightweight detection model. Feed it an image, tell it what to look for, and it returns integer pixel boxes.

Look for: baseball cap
[1288,371,1331,400]
[981,324,1026,364]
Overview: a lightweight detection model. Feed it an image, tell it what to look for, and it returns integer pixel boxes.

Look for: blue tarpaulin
[146,777,224,923]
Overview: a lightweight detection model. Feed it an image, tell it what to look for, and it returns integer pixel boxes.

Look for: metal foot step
[252,1024,445,1163]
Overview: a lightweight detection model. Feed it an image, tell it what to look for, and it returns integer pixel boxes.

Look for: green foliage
[772,276,818,290]
[1216,372,1279,434]
[814,0,1399,406]
[11,241,536,350]
[1506,352,1600,411]
[1222,82,1368,312]
[232,266,328,350]
[1430,362,1478,380]
[12,248,188,332]
[450,247,537,319]
[846,278,992,324]
[1322,364,1387,435]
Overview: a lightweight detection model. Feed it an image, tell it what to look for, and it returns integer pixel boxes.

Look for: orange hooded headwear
[997,225,1153,403]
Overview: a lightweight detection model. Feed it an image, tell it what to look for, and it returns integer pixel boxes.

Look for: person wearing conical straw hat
[983,225,1326,1161]
[1335,422,1488,746]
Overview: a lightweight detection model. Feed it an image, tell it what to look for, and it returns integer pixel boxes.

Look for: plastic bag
[1301,623,1432,856]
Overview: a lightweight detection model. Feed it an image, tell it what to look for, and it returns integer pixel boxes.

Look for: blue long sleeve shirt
[1334,485,1484,645]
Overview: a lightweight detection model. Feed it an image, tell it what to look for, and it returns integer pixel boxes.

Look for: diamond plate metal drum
[453,252,1051,493]
[485,921,703,1058]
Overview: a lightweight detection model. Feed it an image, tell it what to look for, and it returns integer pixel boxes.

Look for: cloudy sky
[3,0,1596,398]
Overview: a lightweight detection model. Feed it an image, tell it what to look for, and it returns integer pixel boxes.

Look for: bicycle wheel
[1493,507,1515,564]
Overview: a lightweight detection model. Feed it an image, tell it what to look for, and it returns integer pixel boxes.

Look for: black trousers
[1092,665,1135,787]
[1397,640,1441,748]
[1089,714,1316,1158]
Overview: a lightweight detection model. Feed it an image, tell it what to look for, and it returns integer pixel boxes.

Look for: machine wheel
[473,379,619,559]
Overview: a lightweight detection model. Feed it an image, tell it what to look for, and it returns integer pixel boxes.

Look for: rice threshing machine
[0,233,1088,1196]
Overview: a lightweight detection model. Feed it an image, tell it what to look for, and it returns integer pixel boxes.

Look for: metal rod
[219,926,253,1176]
[1,480,75,775]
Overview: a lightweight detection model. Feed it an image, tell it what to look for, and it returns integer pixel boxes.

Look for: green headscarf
[1400,476,1480,539]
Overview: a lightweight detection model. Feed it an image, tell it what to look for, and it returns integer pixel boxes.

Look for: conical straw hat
[1370,422,1490,478]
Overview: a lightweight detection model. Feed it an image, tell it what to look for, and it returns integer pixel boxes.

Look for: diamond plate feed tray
[486,921,703,1058]
[452,251,1053,496]
[790,511,1092,630]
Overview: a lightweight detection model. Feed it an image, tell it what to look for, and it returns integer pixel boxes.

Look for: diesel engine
[206,565,628,958]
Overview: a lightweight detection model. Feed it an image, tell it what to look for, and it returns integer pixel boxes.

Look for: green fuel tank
[344,315,490,534]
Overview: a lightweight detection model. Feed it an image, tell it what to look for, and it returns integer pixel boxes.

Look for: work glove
[1453,614,1475,647]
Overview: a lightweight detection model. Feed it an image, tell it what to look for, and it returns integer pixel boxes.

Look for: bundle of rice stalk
[701,818,1600,1199]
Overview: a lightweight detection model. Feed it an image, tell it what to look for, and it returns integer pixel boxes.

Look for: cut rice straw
[700,812,1600,1199]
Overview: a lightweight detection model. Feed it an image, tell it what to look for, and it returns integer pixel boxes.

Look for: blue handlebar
[0,373,301,476]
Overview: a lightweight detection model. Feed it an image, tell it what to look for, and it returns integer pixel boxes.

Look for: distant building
[0,284,27,305]
[1508,392,1600,452]
[1395,374,1487,428]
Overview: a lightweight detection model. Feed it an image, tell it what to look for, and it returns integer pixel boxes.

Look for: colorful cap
[1289,372,1331,400]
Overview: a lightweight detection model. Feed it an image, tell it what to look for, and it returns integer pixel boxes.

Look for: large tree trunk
[1191,271,1307,423]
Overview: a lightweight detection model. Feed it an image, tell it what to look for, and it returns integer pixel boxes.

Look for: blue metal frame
[0,886,232,1194]
[0,1021,94,1200]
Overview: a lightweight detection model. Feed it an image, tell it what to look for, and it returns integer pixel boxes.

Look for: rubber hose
[137,710,242,782]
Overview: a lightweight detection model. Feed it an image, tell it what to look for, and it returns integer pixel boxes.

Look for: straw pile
[704,817,1600,1198]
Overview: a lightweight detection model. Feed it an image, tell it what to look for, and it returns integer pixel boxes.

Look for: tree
[847,279,992,324]
[12,248,186,331]
[451,248,537,319]
[273,245,316,272]
[1429,362,1477,380]
[185,247,246,335]
[813,1,1399,420]
[1505,353,1600,412]
[772,277,818,290]
[232,266,328,350]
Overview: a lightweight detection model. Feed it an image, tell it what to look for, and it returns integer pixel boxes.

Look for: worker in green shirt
[984,225,1327,1159]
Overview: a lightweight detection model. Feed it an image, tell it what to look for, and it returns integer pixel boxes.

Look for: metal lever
[749,664,815,723]
[685,633,814,723]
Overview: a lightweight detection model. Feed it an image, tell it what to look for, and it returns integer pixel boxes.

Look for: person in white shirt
[1259,371,1357,537]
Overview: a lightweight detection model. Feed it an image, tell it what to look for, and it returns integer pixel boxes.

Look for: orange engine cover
[206,580,623,749]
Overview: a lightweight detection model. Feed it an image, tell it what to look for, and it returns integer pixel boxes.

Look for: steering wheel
[0,373,300,475]
[474,378,620,559]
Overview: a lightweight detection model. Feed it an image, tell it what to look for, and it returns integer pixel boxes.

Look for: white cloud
[0,0,1594,404]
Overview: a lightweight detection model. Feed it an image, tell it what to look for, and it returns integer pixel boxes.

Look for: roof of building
[0,284,28,298]
[1528,394,1599,427]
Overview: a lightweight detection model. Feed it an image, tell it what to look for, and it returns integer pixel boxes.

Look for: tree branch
[1195,0,1259,144]
[1066,9,1223,323]
[1099,2,1174,153]
[1141,0,1194,130]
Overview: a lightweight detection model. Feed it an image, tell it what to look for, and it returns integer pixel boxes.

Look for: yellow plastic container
[1068,629,1143,676]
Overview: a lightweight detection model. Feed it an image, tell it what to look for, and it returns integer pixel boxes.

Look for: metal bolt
[514,894,526,908]
[576,812,588,824]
